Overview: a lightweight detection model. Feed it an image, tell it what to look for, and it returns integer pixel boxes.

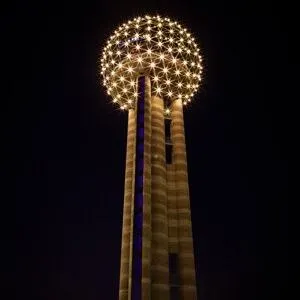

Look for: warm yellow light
[101,15,203,110]
[150,62,156,68]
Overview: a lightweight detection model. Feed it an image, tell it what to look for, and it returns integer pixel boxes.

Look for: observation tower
[100,15,203,300]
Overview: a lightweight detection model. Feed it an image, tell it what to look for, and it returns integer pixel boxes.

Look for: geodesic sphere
[100,15,203,109]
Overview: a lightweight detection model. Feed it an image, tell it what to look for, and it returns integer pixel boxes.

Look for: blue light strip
[131,76,145,300]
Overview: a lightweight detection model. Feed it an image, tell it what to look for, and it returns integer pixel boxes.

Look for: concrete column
[171,99,197,299]
[130,76,152,300]
[167,164,179,254]
[119,108,136,300]
[142,76,152,300]
[151,96,169,300]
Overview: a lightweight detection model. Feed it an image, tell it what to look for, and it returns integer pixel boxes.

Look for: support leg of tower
[171,99,197,299]
[151,96,170,300]
[119,109,136,300]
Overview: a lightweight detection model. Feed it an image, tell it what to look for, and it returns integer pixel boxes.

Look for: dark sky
[8,1,289,299]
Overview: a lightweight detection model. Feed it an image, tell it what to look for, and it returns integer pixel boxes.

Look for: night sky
[9,1,289,299]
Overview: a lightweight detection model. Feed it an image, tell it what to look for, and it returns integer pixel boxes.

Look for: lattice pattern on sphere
[100,15,203,110]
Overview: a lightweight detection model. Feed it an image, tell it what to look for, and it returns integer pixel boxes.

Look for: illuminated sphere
[100,15,203,109]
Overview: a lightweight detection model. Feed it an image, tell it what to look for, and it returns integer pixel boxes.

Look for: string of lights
[100,15,203,110]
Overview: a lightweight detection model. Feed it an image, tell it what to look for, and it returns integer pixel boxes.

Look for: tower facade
[100,15,202,299]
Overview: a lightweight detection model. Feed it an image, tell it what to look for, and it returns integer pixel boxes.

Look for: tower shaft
[119,76,197,300]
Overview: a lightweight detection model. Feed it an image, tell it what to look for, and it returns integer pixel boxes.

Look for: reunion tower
[100,15,203,300]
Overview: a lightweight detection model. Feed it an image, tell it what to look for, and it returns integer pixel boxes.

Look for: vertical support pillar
[151,96,169,300]
[119,108,136,300]
[142,76,152,300]
[171,99,197,299]
[130,76,152,300]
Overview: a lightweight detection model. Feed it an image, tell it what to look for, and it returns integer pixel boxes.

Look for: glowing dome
[100,15,203,109]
